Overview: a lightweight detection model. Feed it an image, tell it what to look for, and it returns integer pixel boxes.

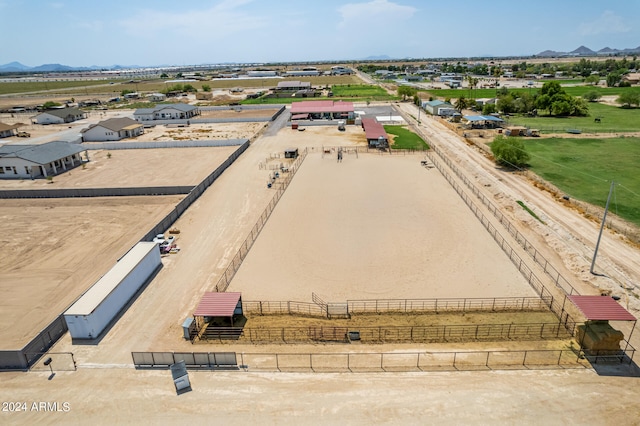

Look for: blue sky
[1,0,639,67]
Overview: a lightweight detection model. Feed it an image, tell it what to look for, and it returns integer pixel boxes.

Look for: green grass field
[524,137,640,226]
[332,84,393,100]
[384,125,429,150]
[508,103,640,133]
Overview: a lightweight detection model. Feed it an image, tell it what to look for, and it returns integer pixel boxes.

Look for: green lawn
[332,84,392,100]
[524,137,640,226]
[508,103,640,133]
[384,125,429,150]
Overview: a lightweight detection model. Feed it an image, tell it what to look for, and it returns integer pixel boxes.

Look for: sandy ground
[136,122,265,142]
[230,153,535,301]
[0,196,182,348]
[2,368,640,425]
[0,146,238,189]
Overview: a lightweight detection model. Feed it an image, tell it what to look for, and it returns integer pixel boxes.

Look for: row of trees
[452,82,589,117]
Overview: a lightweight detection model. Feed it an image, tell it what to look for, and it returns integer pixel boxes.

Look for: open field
[229,153,536,301]
[523,137,640,226]
[384,125,429,149]
[0,75,363,97]
[0,196,182,348]
[331,84,394,100]
[0,146,238,189]
[508,102,640,133]
[0,79,114,96]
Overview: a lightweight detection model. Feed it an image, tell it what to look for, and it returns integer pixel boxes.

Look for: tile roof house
[81,117,144,141]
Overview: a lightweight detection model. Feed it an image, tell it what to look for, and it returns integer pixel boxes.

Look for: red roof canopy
[194,292,242,317]
[361,117,388,140]
[567,295,636,321]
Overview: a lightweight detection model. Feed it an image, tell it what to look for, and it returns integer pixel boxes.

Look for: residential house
[33,108,87,125]
[81,117,144,142]
[0,141,88,178]
[133,104,200,121]
[146,93,166,102]
[0,122,23,138]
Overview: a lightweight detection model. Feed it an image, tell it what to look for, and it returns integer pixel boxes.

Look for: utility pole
[590,180,615,275]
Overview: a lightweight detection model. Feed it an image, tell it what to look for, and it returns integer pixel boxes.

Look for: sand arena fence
[213,148,308,293]
[241,296,557,317]
[428,145,580,296]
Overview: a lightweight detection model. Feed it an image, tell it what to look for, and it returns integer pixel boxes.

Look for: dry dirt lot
[230,153,536,301]
[0,146,238,189]
[137,122,265,142]
[0,196,182,348]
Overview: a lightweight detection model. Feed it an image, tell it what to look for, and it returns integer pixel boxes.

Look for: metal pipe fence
[240,349,590,372]
[428,144,580,297]
[197,322,572,344]
[132,351,238,369]
[346,296,553,313]
[214,148,308,292]
[242,297,555,318]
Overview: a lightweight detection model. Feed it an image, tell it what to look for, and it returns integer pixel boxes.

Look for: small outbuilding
[284,148,299,159]
[567,295,636,360]
[361,118,388,148]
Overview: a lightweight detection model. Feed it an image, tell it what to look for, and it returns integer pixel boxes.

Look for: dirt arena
[230,152,536,301]
[0,196,182,348]
[0,146,239,189]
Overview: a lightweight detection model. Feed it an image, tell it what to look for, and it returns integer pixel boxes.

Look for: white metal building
[63,242,161,340]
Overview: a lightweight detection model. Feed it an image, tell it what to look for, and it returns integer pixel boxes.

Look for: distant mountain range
[0,62,141,73]
[536,45,640,57]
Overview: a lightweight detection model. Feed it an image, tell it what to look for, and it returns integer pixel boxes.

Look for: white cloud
[119,0,266,39]
[578,10,630,36]
[49,2,64,9]
[338,0,417,28]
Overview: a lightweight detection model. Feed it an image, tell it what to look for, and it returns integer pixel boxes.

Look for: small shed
[567,295,637,359]
[284,148,299,159]
[194,292,243,327]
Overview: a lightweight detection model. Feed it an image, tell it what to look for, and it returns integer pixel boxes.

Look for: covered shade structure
[194,292,243,327]
[567,295,637,363]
